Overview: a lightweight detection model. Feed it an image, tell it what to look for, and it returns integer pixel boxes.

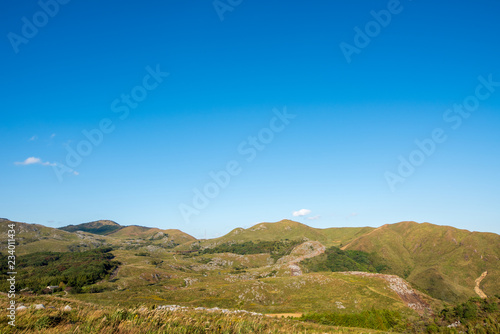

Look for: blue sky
[1,0,499,238]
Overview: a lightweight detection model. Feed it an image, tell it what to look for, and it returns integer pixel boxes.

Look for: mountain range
[1,217,498,308]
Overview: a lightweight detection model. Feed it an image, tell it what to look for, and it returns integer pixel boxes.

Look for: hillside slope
[342,221,500,303]
[0,219,109,254]
[195,220,373,249]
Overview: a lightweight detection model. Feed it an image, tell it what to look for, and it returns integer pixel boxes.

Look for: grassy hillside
[63,241,438,318]
[342,221,500,303]
[0,296,387,334]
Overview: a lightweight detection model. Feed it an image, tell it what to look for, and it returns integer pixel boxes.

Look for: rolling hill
[193,219,374,249]
[341,221,500,303]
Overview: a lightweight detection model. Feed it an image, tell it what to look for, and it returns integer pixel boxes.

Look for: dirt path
[279,241,326,276]
[474,271,488,299]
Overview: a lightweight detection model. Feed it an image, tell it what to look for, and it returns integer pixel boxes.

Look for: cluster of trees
[200,239,303,260]
[301,246,386,273]
[0,247,120,294]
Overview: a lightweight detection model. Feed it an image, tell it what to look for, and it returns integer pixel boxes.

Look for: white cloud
[307,215,321,220]
[293,209,312,217]
[29,135,38,141]
[15,157,56,166]
[50,133,56,139]
[15,157,42,165]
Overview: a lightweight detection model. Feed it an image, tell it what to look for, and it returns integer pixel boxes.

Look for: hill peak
[59,220,122,235]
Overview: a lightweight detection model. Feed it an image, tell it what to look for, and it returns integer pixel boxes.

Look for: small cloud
[293,209,312,217]
[307,215,321,220]
[50,133,56,139]
[29,135,38,141]
[15,157,56,167]
[73,171,79,176]
[15,157,42,165]
[346,213,359,220]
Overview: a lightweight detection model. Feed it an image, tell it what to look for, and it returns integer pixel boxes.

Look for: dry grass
[0,297,388,334]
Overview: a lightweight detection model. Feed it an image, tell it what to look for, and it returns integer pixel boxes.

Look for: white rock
[63,305,72,312]
[16,305,28,311]
[35,304,45,309]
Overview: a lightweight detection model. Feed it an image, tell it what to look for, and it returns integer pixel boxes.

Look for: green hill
[342,221,500,303]
[194,219,373,249]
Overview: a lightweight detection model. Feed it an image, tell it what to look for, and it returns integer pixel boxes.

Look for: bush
[301,246,380,273]
[201,239,303,260]
[300,309,401,331]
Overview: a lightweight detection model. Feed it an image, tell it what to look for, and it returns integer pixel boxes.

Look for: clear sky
[1,0,499,238]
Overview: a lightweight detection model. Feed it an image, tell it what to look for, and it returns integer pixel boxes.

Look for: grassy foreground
[1,296,387,334]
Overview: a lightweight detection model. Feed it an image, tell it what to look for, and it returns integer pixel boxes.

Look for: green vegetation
[301,309,401,331]
[0,248,119,294]
[402,296,500,333]
[301,246,385,273]
[436,296,499,332]
[200,239,303,260]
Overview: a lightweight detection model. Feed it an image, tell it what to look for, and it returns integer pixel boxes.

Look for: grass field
[0,296,389,334]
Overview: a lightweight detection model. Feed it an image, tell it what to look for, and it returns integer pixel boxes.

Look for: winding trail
[474,271,488,299]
